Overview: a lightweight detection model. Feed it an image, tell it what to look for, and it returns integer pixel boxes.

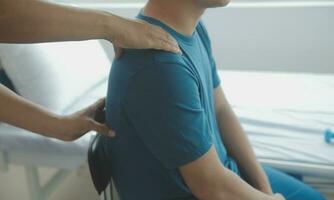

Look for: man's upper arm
[214,86,228,116]
[179,146,227,200]
[179,145,274,200]
[123,61,213,169]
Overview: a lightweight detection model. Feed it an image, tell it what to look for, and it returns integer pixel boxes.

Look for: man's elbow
[180,146,239,200]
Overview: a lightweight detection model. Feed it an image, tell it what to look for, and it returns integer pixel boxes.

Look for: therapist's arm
[0,85,115,141]
[214,85,273,194]
[0,0,179,53]
[180,146,284,200]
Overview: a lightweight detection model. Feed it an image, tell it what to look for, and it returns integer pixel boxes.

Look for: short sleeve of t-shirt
[196,21,221,89]
[123,61,213,170]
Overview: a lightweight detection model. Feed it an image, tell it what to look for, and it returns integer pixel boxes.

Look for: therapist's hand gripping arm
[0,85,115,141]
[0,0,180,54]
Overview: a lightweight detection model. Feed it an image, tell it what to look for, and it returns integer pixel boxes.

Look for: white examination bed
[0,41,111,200]
[0,77,109,200]
[1,71,334,199]
[219,71,334,194]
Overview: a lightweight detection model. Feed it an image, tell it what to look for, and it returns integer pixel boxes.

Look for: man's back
[101,12,238,200]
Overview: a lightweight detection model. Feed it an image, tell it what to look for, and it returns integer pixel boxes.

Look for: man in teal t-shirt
[101,1,325,200]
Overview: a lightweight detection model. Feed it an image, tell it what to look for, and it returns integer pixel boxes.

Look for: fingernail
[108,131,116,137]
[175,48,181,53]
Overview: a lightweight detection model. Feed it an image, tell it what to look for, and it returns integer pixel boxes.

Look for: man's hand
[56,98,115,141]
[110,18,181,58]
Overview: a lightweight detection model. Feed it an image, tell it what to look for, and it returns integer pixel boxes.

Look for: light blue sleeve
[123,61,213,169]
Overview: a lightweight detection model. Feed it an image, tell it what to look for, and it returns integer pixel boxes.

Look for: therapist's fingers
[88,119,115,138]
[85,98,106,119]
[110,18,181,53]
[78,98,116,137]
[92,98,106,123]
[149,26,181,53]
[113,45,123,59]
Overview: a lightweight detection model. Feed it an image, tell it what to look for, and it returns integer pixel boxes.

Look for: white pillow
[0,40,111,114]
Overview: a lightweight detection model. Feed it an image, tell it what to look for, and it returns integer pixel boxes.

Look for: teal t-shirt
[102,11,239,200]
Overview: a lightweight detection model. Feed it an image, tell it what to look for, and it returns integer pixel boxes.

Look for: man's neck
[144,0,205,36]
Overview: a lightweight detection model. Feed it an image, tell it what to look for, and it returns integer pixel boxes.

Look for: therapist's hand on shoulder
[58,98,115,141]
[110,18,181,58]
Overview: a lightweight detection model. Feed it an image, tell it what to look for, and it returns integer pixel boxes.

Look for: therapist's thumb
[113,45,123,59]
[89,119,116,138]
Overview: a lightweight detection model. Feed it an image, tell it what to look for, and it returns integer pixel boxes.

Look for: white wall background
[204,4,334,73]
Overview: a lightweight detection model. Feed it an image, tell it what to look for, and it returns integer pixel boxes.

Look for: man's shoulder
[152,50,185,66]
[115,49,189,76]
[119,49,186,65]
[114,49,197,93]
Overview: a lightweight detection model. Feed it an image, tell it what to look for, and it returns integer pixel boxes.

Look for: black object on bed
[88,134,113,196]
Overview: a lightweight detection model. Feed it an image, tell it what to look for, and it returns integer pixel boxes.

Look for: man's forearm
[180,147,280,200]
[0,0,120,43]
[214,88,272,193]
[208,166,276,200]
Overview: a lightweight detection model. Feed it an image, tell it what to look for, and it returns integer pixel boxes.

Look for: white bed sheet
[0,123,91,169]
[220,71,334,178]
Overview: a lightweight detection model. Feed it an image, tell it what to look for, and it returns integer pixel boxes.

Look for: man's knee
[278,180,325,200]
[262,166,325,200]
